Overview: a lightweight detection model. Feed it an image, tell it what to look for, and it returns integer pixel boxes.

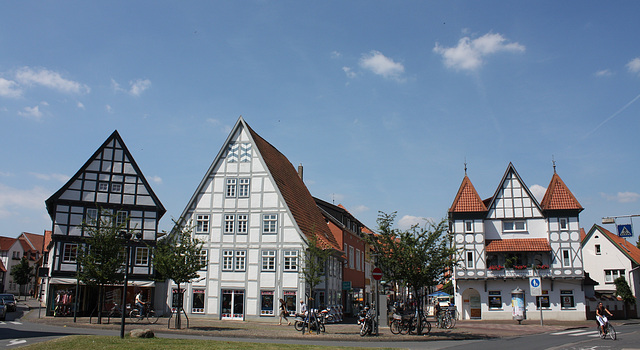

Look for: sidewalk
[17,298,600,342]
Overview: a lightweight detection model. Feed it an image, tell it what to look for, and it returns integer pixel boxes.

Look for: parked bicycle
[389,307,431,335]
[435,307,457,329]
[130,306,160,324]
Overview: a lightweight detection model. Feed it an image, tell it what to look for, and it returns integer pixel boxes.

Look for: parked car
[0,294,16,312]
[0,300,6,320]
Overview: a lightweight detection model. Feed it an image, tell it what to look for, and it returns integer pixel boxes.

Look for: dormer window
[503,220,526,232]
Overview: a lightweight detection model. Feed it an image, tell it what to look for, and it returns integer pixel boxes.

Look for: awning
[48,278,155,287]
[485,238,551,252]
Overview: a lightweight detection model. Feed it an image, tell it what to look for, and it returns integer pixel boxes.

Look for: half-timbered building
[449,163,585,320]
[44,130,165,316]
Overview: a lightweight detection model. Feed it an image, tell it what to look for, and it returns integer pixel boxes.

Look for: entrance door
[462,288,481,319]
[221,289,244,320]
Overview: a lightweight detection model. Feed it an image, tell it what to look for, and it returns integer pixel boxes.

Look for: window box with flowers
[535,264,549,270]
[513,265,529,270]
[488,265,504,271]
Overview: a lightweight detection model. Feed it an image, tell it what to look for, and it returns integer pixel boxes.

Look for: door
[221,289,244,320]
[462,288,481,319]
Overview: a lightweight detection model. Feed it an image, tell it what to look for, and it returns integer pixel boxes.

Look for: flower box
[535,264,549,270]
[513,265,528,270]
[488,265,504,271]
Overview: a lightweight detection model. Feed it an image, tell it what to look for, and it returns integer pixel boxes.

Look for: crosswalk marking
[0,321,22,325]
[550,329,619,337]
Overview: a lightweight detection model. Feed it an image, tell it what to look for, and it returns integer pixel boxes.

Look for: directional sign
[529,277,542,296]
[372,267,383,281]
[618,224,633,238]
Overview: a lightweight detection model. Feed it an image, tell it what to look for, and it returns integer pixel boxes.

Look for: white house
[449,163,586,321]
[173,117,343,321]
[582,224,639,317]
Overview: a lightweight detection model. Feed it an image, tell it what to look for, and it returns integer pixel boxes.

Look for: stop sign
[372,267,383,281]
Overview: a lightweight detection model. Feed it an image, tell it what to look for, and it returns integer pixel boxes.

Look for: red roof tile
[0,237,16,251]
[485,238,551,252]
[540,173,583,211]
[449,175,487,213]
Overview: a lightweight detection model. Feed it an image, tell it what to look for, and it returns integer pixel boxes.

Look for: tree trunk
[97,285,103,324]
[415,286,423,335]
[175,283,181,329]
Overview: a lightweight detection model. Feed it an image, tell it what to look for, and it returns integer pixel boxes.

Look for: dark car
[0,294,16,312]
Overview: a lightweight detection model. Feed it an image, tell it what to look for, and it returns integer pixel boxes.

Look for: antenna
[464,158,467,175]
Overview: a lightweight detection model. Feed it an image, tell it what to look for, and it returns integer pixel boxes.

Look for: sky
[1,1,639,240]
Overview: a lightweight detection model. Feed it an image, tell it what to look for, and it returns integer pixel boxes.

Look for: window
[115,211,128,227]
[503,220,526,232]
[135,247,149,265]
[261,250,276,271]
[605,269,625,283]
[196,215,209,233]
[62,243,78,263]
[260,291,274,316]
[559,218,568,230]
[226,178,237,197]
[488,291,502,309]
[98,183,109,191]
[595,244,601,255]
[466,250,474,269]
[283,250,298,271]
[465,221,474,233]
[356,249,361,271]
[561,290,575,308]
[238,178,250,198]
[237,214,248,234]
[199,249,208,269]
[86,208,98,225]
[263,214,278,234]
[562,249,571,267]
[349,246,354,269]
[224,214,235,234]
[111,183,122,193]
[536,290,550,309]
[192,289,205,313]
[222,250,246,272]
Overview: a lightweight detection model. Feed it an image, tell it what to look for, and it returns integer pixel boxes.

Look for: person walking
[278,298,291,325]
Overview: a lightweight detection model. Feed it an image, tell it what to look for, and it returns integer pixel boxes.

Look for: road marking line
[550,329,588,335]
[9,322,21,325]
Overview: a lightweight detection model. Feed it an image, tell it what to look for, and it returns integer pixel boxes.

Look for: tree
[300,233,333,309]
[10,256,33,300]
[153,220,206,329]
[636,235,640,250]
[76,210,129,323]
[364,212,458,335]
[614,276,635,319]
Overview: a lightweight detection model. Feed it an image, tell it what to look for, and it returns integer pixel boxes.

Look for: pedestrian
[300,299,307,316]
[278,298,291,325]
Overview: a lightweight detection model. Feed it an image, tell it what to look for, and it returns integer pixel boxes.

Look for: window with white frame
[98,183,109,191]
[234,251,246,271]
[237,214,248,234]
[465,221,474,233]
[261,250,276,271]
[222,250,234,271]
[262,214,278,234]
[561,249,571,267]
[86,208,98,225]
[224,214,235,234]
[115,211,128,227]
[135,247,149,265]
[111,183,122,193]
[222,250,246,271]
[283,250,298,271]
[349,246,355,269]
[238,178,250,198]
[62,243,78,263]
[559,218,568,230]
[196,214,210,233]
[503,220,526,232]
[226,178,237,197]
[199,249,208,269]
[605,269,625,283]
[466,250,474,269]
[356,249,361,271]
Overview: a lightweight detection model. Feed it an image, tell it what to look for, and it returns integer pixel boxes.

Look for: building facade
[174,117,342,321]
[449,163,586,321]
[0,232,44,295]
[44,130,165,316]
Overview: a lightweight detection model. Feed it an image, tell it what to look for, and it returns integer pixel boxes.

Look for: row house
[44,131,166,316]
[0,232,45,295]
[174,117,343,321]
[582,224,640,317]
[315,198,372,315]
[449,163,586,321]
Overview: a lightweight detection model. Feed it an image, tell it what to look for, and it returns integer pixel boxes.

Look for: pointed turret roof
[540,172,583,212]
[449,175,487,213]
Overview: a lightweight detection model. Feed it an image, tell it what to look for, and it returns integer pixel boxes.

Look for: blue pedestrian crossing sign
[617,224,633,238]
[529,277,542,296]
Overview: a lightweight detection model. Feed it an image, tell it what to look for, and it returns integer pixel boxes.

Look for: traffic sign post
[372,267,383,281]
[530,276,543,326]
[618,224,633,238]
[372,267,382,335]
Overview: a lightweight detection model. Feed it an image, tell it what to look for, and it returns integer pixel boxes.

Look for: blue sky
[1,1,639,239]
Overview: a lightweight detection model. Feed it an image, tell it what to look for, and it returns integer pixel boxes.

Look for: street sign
[618,224,633,238]
[342,281,352,290]
[529,277,542,296]
[372,267,383,281]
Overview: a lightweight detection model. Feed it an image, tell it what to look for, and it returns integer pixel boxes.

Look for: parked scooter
[358,306,375,336]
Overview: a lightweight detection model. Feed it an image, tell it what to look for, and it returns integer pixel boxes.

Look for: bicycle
[130,306,160,324]
[598,319,616,340]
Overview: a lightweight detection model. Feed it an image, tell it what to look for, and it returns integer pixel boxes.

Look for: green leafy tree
[365,212,458,335]
[154,221,206,329]
[10,256,33,300]
[300,233,333,309]
[76,210,130,323]
[614,276,635,319]
[636,235,640,250]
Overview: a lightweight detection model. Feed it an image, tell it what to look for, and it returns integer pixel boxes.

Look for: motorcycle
[358,306,375,336]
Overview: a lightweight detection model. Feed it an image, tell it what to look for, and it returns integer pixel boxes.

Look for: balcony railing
[486,266,552,278]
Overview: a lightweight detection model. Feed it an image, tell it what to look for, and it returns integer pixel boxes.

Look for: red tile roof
[540,173,583,211]
[485,238,552,252]
[449,175,487,213]
[247,123,340,251]
[0,236,16,251]
[592,225,640,265]
[21,232,45,253]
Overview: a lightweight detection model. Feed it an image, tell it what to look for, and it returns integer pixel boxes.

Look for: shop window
[192,289,205,313]
[260,291,274,316]
[561,290,574,308]
[536,290,550,309]
[488,291,502,309]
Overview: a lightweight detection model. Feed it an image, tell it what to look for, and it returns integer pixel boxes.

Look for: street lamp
[119,230,141,339]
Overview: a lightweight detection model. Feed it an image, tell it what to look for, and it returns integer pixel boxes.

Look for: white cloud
[105,105,113,113]
[601,191,640,203]
[0,77,22,98]
[530,184,547,202]
[359,51,405,82]
[595,69,613,77]
[331,51,342,59]
[112,78,151,96]
[343,67,357,79]
[350,205,369,215]
[150,175,163,185]
[29,172,69,182]
[18,105,43,119]
[397,215,429,230]
[15,67,90,94]
[77,102,85,109]
[0,183,50,214]
[627,57,640,76]
[434,32,525,72]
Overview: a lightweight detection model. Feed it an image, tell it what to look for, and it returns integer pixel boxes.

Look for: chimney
[297,163,303,181]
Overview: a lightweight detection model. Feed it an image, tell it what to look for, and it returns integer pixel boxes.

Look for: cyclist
[135,291,146,314]
[596,302,613,335]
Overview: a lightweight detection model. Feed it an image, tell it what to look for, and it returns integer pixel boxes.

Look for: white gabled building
[173,117,342,321]
[449,163,586,321]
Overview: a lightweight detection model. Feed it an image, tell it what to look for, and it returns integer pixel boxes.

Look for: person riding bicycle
[596,302,613,334]
[135,291,146,314]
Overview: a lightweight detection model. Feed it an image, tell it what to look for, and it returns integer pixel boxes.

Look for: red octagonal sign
[372,267,383,281]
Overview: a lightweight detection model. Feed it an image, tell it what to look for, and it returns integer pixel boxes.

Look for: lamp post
[119,231,133,339]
